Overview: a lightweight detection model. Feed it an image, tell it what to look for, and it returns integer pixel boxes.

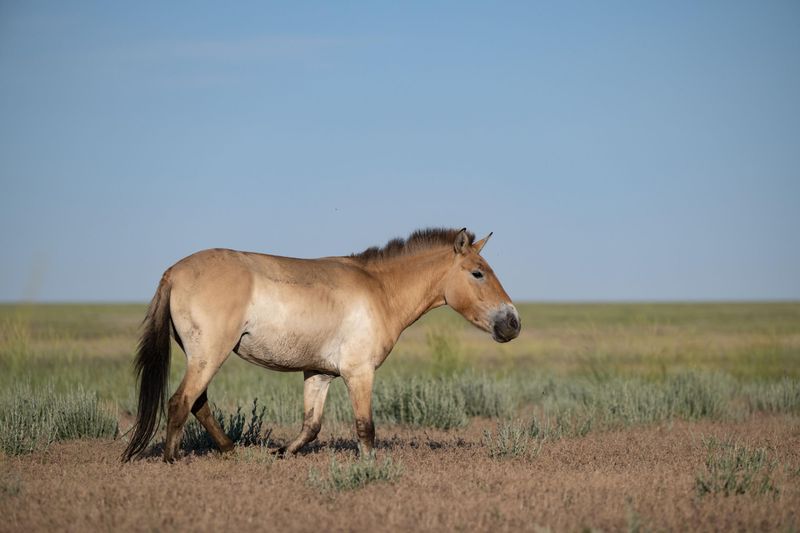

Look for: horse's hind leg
[285,371,333,454]
[191,390,234,453]
[164,346,231,462]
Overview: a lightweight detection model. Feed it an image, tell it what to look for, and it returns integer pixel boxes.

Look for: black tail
[122,272,172,461]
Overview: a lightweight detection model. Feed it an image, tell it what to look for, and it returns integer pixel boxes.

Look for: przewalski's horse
[122,228,520,462]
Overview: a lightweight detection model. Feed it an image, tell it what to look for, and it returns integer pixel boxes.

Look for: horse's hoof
[273,446,288,458]
[218,443,235,454]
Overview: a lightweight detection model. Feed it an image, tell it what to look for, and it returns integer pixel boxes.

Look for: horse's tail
[122,271,173,462]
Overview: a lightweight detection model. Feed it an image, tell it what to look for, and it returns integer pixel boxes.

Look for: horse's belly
[234,288,385,375]
[234,331,338,374]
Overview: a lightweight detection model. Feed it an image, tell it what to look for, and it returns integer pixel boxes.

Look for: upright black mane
[351,227,475,263]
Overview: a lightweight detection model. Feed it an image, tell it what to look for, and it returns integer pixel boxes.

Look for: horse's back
[168,247,377,312]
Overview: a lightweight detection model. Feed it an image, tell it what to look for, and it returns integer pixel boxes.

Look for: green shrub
[372,372,514,428]
[592,373,732,427]
[374,376,467,429]
[212,376,352,427]
[695,436,779,497]
[426,327,466,376]
[528,409,594,440]
[55,390,119,440]
[182,399,267,452]
[0,390,57,455]
[743,379,800,414]
[529,372,735,433]
[308,453,402,492]
[0,385,117,455]
[663,372,734,420]
[0,319,32,374]
[457,372,516,418]
[211,372,511,432]
[230,442,276,465]
[483,422,541,459]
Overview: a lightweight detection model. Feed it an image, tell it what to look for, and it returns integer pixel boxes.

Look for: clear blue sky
[1,1,798,302]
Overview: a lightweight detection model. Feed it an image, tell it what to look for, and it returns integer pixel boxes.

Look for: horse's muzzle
[492,305,521,343]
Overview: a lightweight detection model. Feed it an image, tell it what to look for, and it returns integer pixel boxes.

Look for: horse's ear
[453,228,471,255]
[473,232,493,254]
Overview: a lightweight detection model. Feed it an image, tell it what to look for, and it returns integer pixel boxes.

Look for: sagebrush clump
[308,453,403,492]
[0,384,117,455]
[695,436,779,497]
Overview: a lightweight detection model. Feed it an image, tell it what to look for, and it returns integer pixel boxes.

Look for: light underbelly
[234,331,338,374]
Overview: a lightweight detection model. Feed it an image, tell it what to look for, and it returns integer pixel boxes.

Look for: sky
[1,1,798,302]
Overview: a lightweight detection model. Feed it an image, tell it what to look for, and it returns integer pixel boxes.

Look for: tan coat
[123,228,520,462]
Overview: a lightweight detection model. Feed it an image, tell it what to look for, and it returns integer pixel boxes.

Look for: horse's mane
[350,227,475,263]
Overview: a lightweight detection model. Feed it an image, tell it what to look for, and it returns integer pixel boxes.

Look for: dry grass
[1,302,799,531]
[1,417,798,532]
[3,302,799,380]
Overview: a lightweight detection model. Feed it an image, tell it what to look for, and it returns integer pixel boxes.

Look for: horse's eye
[471,270,484,279]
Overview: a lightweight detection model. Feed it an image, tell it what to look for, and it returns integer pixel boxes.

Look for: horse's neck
[366,248,452,338]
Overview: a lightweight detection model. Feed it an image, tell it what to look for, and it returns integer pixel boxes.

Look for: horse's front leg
[284,371,333,454]
[343,369,375,456]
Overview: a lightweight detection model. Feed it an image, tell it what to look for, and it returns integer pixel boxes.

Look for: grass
[695,436,779,497]
[181,399,268,452]
[483,421,542,460]
[4,301,800,380]
[528,409,595,440]
[743,378,800,414]
[171,372,800,459]
[1,302,799,455]
[0,474,21,498]
[229,442,276,465]
[625,496,645,533]
[374,376,469,429]
[307,453,403,492]
[426,325,467,375]
[537,372,737,428]
[0,385,118,455]
[388,302,800,380]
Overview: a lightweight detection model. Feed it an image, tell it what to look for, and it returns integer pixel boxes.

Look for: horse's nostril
[508,316,519,330]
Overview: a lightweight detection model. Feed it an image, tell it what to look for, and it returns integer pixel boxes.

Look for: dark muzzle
[492,310,520,343]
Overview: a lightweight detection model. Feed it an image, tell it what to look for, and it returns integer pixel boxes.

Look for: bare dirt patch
[1,415,799,532]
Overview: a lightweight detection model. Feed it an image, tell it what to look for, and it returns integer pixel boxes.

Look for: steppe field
[1,302,799,532]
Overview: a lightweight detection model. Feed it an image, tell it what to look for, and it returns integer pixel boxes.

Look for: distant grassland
[1,302,799,390]
[3,301,797,374]
[1,302,799,454]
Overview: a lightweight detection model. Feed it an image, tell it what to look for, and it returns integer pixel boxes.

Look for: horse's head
[443,229,520,343]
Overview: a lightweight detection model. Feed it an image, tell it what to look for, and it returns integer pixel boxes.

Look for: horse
[122,227,520,462]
